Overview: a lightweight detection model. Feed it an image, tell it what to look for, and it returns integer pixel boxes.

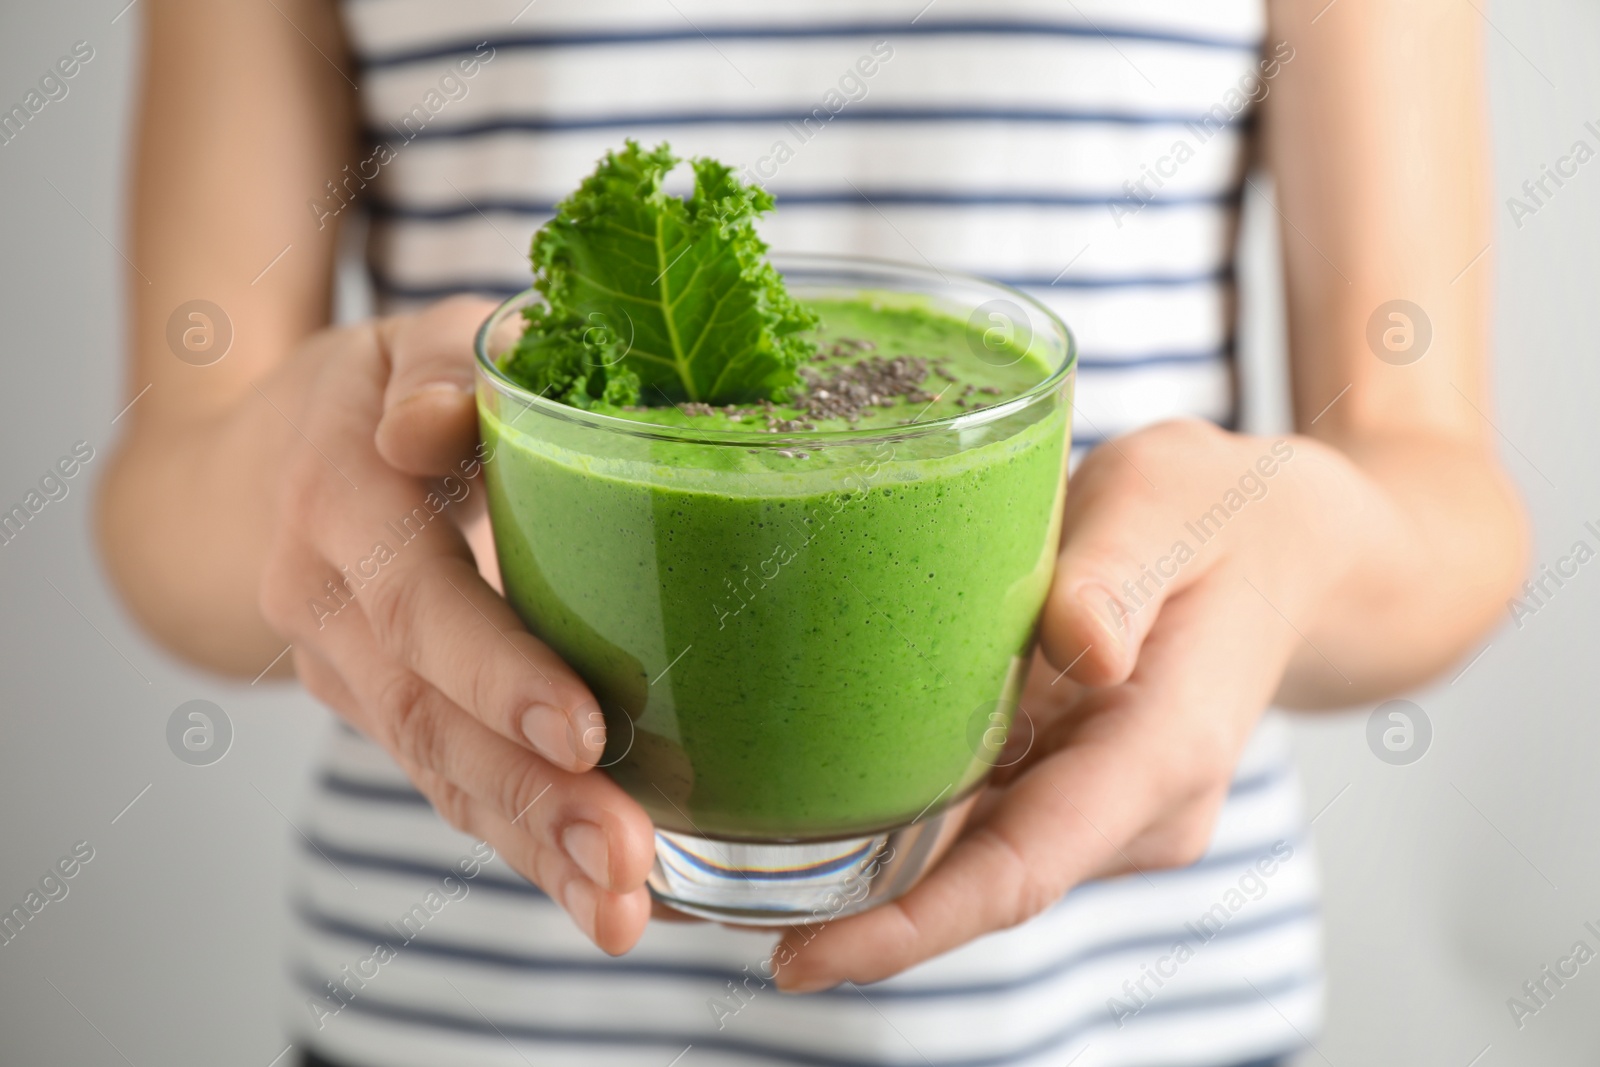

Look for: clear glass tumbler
[475,253,1075,925]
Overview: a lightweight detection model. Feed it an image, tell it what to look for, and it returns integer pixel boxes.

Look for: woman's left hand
[772,418,1367,991]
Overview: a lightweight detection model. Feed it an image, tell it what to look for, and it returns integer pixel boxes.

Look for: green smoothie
[481,296,1069,839]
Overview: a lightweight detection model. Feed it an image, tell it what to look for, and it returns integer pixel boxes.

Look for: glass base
[646,793,978,926]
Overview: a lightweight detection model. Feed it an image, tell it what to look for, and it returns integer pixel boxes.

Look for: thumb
[1039,451,1213,687]
[374,295,499,476]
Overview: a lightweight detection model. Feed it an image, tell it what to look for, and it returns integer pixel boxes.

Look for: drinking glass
[475,254,1076,924]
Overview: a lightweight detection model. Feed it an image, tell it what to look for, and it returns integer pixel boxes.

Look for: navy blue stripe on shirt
[295,894,1317,1001]
[358,21,1261,72]
[303,833,550,900]
[1058,835,1302,903]
[1226,765,1290,802]
[362,106,1256,144]
[1080,345,1231,371]
[365,264,1233,304]
[999,263,1236,290]
[291,965,1315,1067]
[319,771,432,807]
[296,832,1299,907]
[366,188,1238,221]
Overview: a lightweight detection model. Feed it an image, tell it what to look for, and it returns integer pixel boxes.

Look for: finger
[299,443,605,770]
[1040,421,1242,686]
[296,605,657,942]
[461,507,503,594]
[987,646,1085,787]
[776,569,1288,991]
[772,737,1141,992]
[280,338,602,769]
[291,566,657,896]
[268,543,656,895]
[363,547,606,772]
[375,296,498,476]
[410,764,653,955]
[292,645,360,721]
[1018,643,1088,729]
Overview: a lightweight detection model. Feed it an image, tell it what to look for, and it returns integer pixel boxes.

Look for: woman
[99,1,1525,1064]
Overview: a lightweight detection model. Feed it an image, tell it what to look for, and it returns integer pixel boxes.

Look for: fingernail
[1075,583,1127,647]
[522,704,579,767]
[561,821,611,888]
[562,878,599,941]
[572,700,607,762]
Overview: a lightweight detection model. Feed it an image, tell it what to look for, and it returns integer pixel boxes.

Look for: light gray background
[1,3,1596,1065]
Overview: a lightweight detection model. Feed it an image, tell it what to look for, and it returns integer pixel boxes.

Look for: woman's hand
[254,297,657,954]
[771,419,1370,991]
[760,0,1526,989]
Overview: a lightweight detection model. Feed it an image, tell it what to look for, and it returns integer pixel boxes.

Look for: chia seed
[787,353,932,423]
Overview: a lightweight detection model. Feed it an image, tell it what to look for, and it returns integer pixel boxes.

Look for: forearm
[96,361,306,678]
[1278,428,1526,707]
[100,0,357,676]
[1254,0,1522,706]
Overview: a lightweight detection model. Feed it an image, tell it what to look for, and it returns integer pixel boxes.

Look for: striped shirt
[289,3,1322,1064]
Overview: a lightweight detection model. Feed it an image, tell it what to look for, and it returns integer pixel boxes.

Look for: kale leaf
[501,140,817,408]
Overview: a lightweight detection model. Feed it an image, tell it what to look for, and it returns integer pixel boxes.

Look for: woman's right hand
[255,297,657,954]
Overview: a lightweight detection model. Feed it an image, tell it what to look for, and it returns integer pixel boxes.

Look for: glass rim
[473,251,1077,448]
